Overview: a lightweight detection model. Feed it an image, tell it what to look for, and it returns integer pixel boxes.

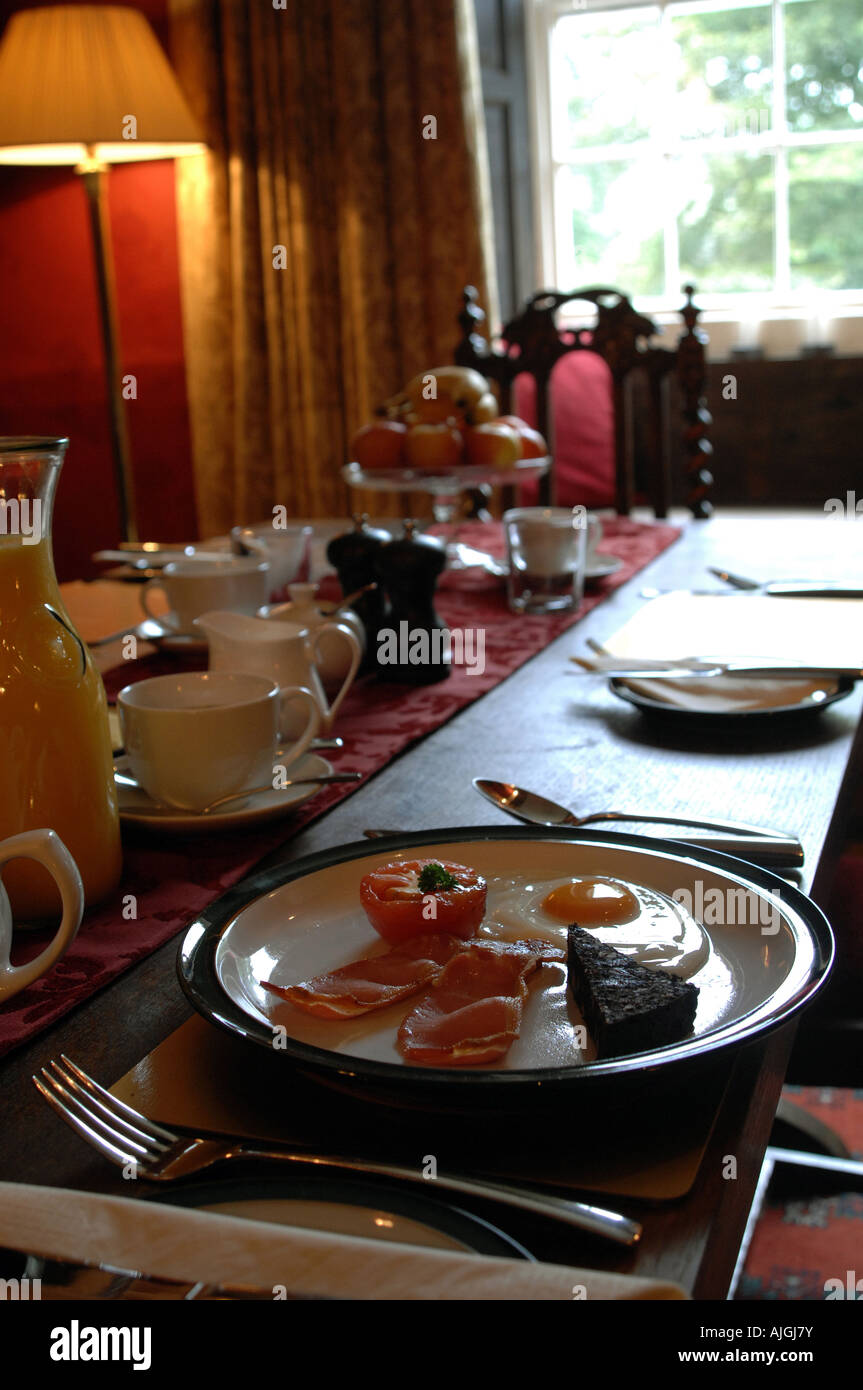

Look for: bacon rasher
[398,939,564,1067]
[261,934,465,1020]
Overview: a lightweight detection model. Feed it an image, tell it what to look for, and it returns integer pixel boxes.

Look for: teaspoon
[473,779,803,868]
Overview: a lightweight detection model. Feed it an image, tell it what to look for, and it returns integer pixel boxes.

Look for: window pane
[554,9,663,151]
[670,1,773,142]
[789,144,863,289]
[785,0,863,135]
[559,162,665,297]
[678,151,774,291]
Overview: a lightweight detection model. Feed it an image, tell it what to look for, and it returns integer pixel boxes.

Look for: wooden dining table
[1,507,861,1301]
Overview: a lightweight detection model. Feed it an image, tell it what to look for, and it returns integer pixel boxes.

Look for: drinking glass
[504,506,588,614]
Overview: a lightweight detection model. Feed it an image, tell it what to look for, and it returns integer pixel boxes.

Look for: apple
[403,366,490,409]
[391,366,493,429]
[352,421,407,470]
[464,421,521,469]
[404,423,464,471]
[464,391,499,425]
[499,416,548,459]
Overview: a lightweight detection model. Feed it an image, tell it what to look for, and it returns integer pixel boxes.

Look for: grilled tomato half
[359,858,487,944]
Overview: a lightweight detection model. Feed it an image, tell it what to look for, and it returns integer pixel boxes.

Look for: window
[528,0,863,318]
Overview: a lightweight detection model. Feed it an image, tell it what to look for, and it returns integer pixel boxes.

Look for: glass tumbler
[504,506,588,614]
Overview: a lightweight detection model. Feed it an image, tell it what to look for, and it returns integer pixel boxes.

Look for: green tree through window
[547,0,863,300]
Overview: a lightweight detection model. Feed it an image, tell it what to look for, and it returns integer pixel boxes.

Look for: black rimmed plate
[177,827,832,1109]
[149,1175,532,1258]
[609,675,856,722]
[5,1176,530,1297]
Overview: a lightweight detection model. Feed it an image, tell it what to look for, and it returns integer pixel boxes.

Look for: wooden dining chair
[454,284,714,518]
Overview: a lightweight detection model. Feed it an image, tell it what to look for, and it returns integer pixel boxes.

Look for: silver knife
[365,828,803,869]
[93,548,231,568]
[570,657,862,681]
[709,568,863,598]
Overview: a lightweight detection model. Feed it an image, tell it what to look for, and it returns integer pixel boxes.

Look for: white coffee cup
[140,558,270,635]
[508,508,602,565]
[0,830,84,1002]
[117,671,319,812]
[584,512,603,564]
[504,506,589,577]
[231,523,312,593]
[504,506,589,613]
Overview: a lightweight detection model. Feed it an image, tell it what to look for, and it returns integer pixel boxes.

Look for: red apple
[404,423,464,471]
[352,421,407,470]
[464,421,521,469]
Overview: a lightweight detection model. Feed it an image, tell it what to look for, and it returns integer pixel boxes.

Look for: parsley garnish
[417,863,459,893]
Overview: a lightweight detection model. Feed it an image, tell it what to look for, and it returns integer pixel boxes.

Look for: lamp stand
[79,163,138,543]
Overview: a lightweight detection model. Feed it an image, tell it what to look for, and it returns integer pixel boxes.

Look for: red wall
[0,0,198,579]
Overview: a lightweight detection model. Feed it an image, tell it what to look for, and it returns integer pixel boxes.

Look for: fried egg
[480,874,708,980]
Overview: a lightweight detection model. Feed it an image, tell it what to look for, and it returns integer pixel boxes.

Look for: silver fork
[33,1055,641,1247]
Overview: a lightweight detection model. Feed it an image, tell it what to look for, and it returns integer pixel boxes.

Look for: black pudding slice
[567,925,699,1060]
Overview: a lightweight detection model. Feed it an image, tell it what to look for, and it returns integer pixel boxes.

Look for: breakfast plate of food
[178,828,832,1104]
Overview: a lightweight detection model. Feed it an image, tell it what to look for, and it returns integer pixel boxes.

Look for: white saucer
[115,752,333,833]
[586,553,623,582]
[134,616,209,655]
[439,549,623,589]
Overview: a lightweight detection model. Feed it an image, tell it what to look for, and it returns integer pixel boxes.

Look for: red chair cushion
[513,352,616,508]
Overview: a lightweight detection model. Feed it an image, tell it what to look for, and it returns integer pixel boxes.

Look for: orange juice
[0,535,122,920]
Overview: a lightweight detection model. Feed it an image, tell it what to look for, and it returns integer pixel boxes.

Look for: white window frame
[525,0,863,354]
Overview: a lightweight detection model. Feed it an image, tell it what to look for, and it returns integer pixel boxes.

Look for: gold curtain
[168,0,497,538]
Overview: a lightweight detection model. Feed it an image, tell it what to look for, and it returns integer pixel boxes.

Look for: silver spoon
[88,617,199,648]
[114,770,362,815]
[473,780,804,868]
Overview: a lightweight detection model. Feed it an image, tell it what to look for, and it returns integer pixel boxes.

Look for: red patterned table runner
[0,518,680,1057]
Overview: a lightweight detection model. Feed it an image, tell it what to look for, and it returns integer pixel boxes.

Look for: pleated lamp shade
[0,5,205,165]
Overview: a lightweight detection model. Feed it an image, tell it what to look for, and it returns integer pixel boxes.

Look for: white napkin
[0,1183,686,1301]
[588,590,861,713]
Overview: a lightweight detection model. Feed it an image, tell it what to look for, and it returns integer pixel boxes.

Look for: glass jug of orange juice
[0,438,122,921]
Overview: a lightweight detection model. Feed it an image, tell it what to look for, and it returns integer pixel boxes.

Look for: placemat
[110,1014,723,1202]
[0,518,679,1058]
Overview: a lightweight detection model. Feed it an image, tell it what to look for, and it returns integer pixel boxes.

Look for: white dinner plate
[116,753,333,833]
[178,828,832,1101]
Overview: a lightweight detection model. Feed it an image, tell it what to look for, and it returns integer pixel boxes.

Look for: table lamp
[0,5,207,542]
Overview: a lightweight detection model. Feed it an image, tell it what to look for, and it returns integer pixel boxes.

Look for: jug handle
[0,830,84,1001]
[304,622,362,730]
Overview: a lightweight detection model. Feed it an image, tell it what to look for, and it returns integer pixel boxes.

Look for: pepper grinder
[374,521,450,684]
[326,514,390,671]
